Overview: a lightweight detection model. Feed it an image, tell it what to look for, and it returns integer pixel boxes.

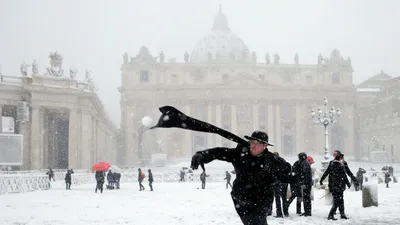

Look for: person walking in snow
[65,169,73,190]
[148,169,154,191]
[138,168,145,191]
[320,153,351,220]
[224,171,233,189]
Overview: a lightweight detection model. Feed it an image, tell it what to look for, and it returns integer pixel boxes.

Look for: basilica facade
[119,8,356,165]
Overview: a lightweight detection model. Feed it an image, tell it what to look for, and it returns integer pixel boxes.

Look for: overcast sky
[1,0,399,126]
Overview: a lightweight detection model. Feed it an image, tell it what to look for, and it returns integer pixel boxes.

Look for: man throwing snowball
[150,106,292,225]
[191,131,292,225]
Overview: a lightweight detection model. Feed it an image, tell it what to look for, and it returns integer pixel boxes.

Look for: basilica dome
[190,6,251,63]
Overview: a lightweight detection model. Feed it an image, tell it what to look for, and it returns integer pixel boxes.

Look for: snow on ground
[0,181,399,225]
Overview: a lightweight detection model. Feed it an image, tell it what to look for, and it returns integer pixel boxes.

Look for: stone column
[92,118,98,163]
[125,107,135,166]
[30,106,42,170]
[231,105,237,135]
[80,111,93,169]
[253,103,258,130]
[275,104,282,155]
[215,104,222,146]
[0,104,2,133]
[295,103,304,154]
[42,110,48,169]
[207,103,213,147]
[18,116,31,170]
[346,104,355,156]
[268,104,275,144]
[184,105,191,156]
[68,107,79,169]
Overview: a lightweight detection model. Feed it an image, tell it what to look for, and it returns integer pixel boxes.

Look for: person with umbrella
[92,162,111,192]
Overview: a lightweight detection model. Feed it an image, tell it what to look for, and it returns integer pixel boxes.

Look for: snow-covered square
[1,180,399,225]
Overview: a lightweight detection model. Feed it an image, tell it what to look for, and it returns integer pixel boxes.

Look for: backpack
[140,172,145,179]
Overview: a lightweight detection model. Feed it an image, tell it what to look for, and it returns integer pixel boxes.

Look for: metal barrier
[0,174,50,195]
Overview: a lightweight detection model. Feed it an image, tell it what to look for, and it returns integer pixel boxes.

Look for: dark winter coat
[114,173,121,182]
[388,166,394,176]
[95,172,105,183]
[46,169,54,178]
[290,161,302,195]
[148,172,154,182]
[384,172,391,184]
[323,159,356,190]
[225,172,232,181]
[65,172,72,182]
[356,168,366,183]
[321,160,350,193]
[197,143,292,210]
[107,171,114,182]
[296,154,313,187]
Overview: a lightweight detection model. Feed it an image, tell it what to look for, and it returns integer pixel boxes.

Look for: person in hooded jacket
[320,153,351,220]
[285,152,312,217]
[191,131,292,225]
[270,152,290,218]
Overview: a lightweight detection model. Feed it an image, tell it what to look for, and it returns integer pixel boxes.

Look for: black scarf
[150,106,246,145]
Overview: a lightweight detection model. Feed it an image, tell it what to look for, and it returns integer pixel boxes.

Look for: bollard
[362,184,378,208]
[324,186,333,205]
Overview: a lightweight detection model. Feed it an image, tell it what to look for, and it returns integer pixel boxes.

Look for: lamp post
[137,116,153,166]
[311,97,341,171]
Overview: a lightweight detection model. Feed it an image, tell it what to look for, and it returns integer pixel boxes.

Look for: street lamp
[137,116,153,166]
[311,97,341,171]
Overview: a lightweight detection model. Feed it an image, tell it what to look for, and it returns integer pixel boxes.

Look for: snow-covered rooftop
[357,88,380,92]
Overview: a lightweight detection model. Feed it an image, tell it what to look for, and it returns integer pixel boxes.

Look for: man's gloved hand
[347,183,351,188]
[320,181,324,186]
[190,153,205,171]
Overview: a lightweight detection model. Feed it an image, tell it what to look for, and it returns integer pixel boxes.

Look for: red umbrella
[307,156,314,165]
[92,162,111,171]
